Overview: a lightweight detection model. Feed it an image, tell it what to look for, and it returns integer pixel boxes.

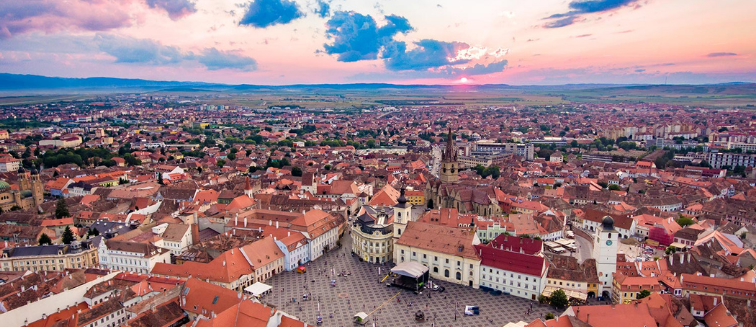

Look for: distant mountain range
[0,73,753,94]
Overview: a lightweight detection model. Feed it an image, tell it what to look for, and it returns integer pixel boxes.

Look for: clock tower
[592,216,618,298]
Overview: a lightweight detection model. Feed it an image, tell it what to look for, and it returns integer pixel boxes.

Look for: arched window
[456,272,462,280]
[444,269,450,278]
[433,267,438,273]
[397,229,402,235]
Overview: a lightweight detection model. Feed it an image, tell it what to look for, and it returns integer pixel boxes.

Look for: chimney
[244,217,248,228]
[223,261,226,267]
[235,214,238,226]
[269,220,272,226]
[276,220,279,228]
[714,297,717,306]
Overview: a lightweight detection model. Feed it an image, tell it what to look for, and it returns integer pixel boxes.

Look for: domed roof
[0,180,9,191]
[602,216,615,231]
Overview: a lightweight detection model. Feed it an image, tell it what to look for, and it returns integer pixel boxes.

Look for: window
[456,272,462,280]
[445,269,450,278]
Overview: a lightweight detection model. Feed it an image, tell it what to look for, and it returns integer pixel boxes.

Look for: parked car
[464,306,480,316]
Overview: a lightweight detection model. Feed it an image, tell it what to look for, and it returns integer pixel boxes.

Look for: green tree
[62,226,75,244]
[366,139,376,148]
[87,227,100,237]
[676,216,694,227]
[227,152,236,161]
[324,164,331,170]
[636,289,652,299]
[608,184,621,191]
[291,166,303,177]
[549,289,569,308]
[55,198,70,218]
[545,313,555,320]
[38,233,52,245]
[216,159,226,168]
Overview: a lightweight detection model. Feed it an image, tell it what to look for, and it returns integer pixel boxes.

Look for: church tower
[393,188,412,241]
[440,127,459,184]
[593,216,619,298]
[30,168,44,208]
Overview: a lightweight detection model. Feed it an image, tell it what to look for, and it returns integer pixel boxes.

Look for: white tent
[244,282,272,297]
[391,261,429,278]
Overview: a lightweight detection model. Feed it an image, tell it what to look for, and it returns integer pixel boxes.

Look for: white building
[592,216,619,297]
[394,221,481,288]
[274,231,310,271]
[0,157,21,172]
[476,235,547,301]
[97,239,171,273]
[151,223,193,255]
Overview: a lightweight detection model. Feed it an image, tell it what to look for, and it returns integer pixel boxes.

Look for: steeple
[443,127,457,162]
[440,127,459,184]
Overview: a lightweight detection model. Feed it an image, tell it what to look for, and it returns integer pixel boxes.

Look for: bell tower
[393,188,412,241]
[440,127,459,184]
[593,216,619,298]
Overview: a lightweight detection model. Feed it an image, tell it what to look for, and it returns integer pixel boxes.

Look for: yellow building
[612,274,660,304]
[405,190,425,206]
[0,169,44,212]
[1,242,99,272]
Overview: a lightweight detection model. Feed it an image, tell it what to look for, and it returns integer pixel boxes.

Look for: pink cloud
[0,0,136,39]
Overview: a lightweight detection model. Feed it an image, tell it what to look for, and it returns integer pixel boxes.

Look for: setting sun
[460,77,469,83]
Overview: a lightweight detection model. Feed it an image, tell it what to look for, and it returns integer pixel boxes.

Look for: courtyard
[261,233,562,327]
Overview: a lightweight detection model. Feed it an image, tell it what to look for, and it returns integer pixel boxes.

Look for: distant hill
[0,73,753,94]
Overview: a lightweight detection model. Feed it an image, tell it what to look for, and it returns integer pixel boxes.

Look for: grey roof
[5,245,65,257]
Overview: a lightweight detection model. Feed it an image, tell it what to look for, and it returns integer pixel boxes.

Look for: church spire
[443,127,456,162]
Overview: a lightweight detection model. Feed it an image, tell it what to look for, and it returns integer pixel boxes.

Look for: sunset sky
[1,0,754,85]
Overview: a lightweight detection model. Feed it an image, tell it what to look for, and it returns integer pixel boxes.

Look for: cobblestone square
[261,234,563,327]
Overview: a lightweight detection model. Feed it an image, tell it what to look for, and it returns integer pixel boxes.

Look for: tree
[545,313,555,320]
[324,164,331,171]
[87,227,100,237]
[676,216,695,227]
[291,166,303,177]
[636,290,652,299]
[62,226,75,244]
[608,184,621,191]
[38,233,52,245]
[549,289,569,308]
[55,198,70,218]
[216,159,226,168]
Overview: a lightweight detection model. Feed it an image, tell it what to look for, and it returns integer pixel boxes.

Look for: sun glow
[460,77,469,83]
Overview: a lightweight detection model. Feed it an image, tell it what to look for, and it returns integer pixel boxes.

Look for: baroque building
[0,168,44,212]
[350,188,412,264]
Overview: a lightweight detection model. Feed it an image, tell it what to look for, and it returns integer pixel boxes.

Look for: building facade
[1,242,98,272]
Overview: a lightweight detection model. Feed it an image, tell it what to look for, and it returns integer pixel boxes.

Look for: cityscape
[1,1,756,327]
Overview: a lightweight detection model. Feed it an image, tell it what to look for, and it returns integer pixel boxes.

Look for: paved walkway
[261,232,562,326]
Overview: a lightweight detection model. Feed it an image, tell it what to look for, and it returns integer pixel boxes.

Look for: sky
[0,0,754,85]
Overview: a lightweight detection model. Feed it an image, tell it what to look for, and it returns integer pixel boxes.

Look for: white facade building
[97,240,171,274]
